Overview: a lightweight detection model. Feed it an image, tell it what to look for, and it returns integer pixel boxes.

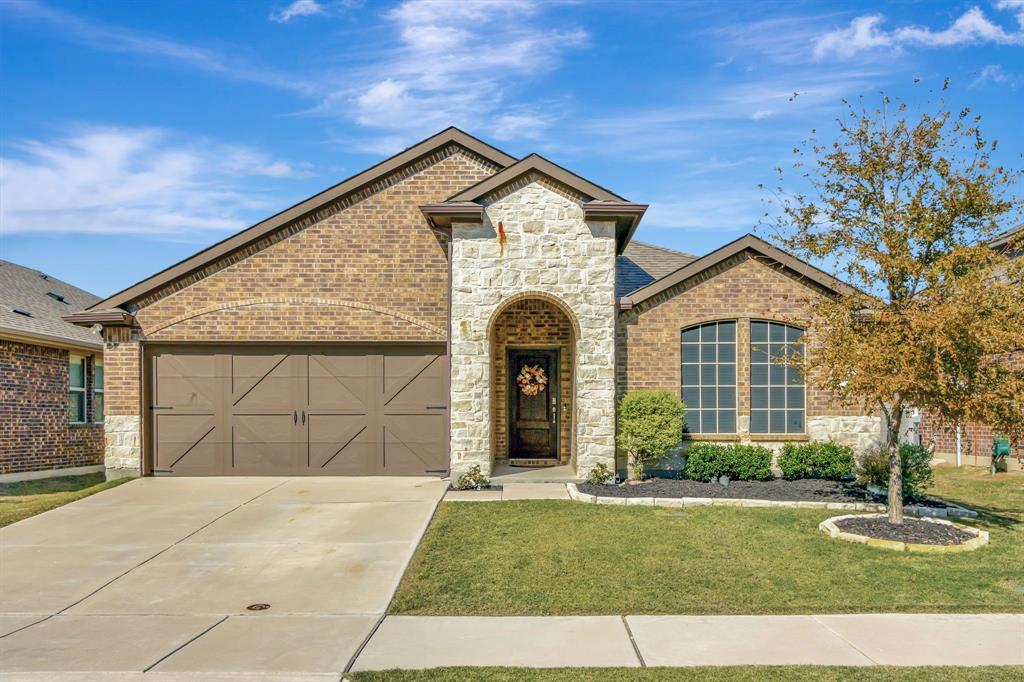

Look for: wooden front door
[508,349,559,460]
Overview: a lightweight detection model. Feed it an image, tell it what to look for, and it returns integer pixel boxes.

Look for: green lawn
[351,666,1024,682]
[390,467,1024,615]
[0,472,129,527]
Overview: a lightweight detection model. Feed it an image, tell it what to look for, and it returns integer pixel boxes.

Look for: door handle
[301,410,306,425]
[293,410,297,424]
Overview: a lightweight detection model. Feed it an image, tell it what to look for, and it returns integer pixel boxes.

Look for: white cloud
[814,5,1024,60]
[0,127,309,236]
[971,63,1020,88]
[4,0,317,95]
[333,0,587,144]
[269,0,324,23]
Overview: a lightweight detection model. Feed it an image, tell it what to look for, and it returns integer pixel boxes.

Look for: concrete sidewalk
[352,613,1024,671]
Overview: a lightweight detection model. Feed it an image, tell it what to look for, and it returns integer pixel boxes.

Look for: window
[69,355,86,424]
[681,321,737,434]
[93,358,104,423]
[750,321,805,434]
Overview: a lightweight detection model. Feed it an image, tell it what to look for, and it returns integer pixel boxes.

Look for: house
[1,260,104,480]
[917,223,1023,471]
[66,128,881,480]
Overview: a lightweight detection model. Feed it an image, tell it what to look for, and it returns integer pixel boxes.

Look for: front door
[508,349,559,460]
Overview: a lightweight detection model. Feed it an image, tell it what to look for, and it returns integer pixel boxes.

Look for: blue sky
[2,0,1022,297]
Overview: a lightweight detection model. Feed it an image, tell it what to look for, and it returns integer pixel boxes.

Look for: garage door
[149,346,448,476]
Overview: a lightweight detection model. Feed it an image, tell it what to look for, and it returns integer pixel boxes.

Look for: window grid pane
[681,321,738,434]
[749,321,806,434]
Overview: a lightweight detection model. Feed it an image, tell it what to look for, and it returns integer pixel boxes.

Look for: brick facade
[617,252,880,464]
[135,148,498,342]
[918,350,1023,471]
[0,340,103,475]
[491,298,575,464]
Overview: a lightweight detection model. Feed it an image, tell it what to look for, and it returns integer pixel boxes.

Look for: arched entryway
[488,294,578,467]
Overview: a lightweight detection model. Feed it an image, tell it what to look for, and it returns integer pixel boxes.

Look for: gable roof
[87,127,517,314]
[448,153,624,202]
[616,241,697,298]
[0,260,102,350]
[424,153,645,254]
[622,234,858,308]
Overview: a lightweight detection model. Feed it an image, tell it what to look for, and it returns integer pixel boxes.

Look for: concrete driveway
[0,476,446,680]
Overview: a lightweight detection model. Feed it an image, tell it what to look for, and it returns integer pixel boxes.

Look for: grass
[0,472,130,527]
[390,467,1024,615]
[351,666,1024,681]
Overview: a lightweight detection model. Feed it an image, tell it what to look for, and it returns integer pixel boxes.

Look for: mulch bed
[577,478,871,503]
[834,515,975,545]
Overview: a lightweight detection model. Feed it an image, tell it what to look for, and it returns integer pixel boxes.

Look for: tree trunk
[887,442,904,524]
[627,450,641,482]
[885,410,904,525]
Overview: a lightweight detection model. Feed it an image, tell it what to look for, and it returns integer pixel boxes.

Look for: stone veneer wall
[618,252,881,470]
[491,298,574,464]
[0,340,103,474]
[450,178,617,479]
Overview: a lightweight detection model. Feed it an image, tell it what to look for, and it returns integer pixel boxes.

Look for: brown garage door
[148,346,448,476]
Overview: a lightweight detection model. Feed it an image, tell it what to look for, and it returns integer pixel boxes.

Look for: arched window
[680,321,737,434]
[749,321,805,434]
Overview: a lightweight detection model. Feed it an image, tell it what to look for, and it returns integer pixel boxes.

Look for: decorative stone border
[566,483,884,511]
[819,513,989,553]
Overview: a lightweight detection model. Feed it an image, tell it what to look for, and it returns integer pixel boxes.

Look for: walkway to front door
[0,476,446,676]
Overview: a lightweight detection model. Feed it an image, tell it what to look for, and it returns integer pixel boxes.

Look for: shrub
[454,464,490,490]
[587,462,615,485]
[778,442,854,480]
[683,442,773,481]
[856,444,934,500]
[617,390,685,480]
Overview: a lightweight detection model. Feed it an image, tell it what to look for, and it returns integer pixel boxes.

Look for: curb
[818,513,989,553]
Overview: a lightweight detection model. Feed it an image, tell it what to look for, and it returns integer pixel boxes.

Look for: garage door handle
[293,410,297,424]
[301,410,306,425]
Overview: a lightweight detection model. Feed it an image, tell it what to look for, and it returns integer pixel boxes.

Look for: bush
[587,462,615,485]
[617,390,685,480]
[856,444,934,500]
[454,464,490,490]
[683,442,773,482]
[778,442,854,480]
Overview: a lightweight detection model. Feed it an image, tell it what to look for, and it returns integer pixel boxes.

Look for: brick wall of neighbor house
[918,350,1023,471]
[491,298,574,464]
[0,340,103,475]
[617,252,881,468]
[133,147,499,342]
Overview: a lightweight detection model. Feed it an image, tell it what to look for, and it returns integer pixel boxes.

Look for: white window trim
[69,353,87,425]
[93,356,104,424]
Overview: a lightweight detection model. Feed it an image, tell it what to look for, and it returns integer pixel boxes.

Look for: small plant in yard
[586,462,615,485]
[778,442,854,480]
[683,442,773,482]
[617,390,685,481]
[857,444,935,500]
[454,464,490,490]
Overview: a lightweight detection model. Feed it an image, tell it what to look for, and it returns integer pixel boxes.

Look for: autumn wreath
[516,364,548,397]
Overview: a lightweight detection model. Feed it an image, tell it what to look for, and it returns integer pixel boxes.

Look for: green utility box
[992,438,1011,474]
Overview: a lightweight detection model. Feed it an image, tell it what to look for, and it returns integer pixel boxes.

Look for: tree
[764,82,1024,523]
[617,390,685,481]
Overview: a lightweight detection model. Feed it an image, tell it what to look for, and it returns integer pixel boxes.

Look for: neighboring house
[1,260,104,479]
[67,128,881,480]
[917,223,1023,471]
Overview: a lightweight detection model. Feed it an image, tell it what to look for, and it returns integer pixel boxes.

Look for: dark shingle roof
[616,241,697,298]
[0,260,102,349]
